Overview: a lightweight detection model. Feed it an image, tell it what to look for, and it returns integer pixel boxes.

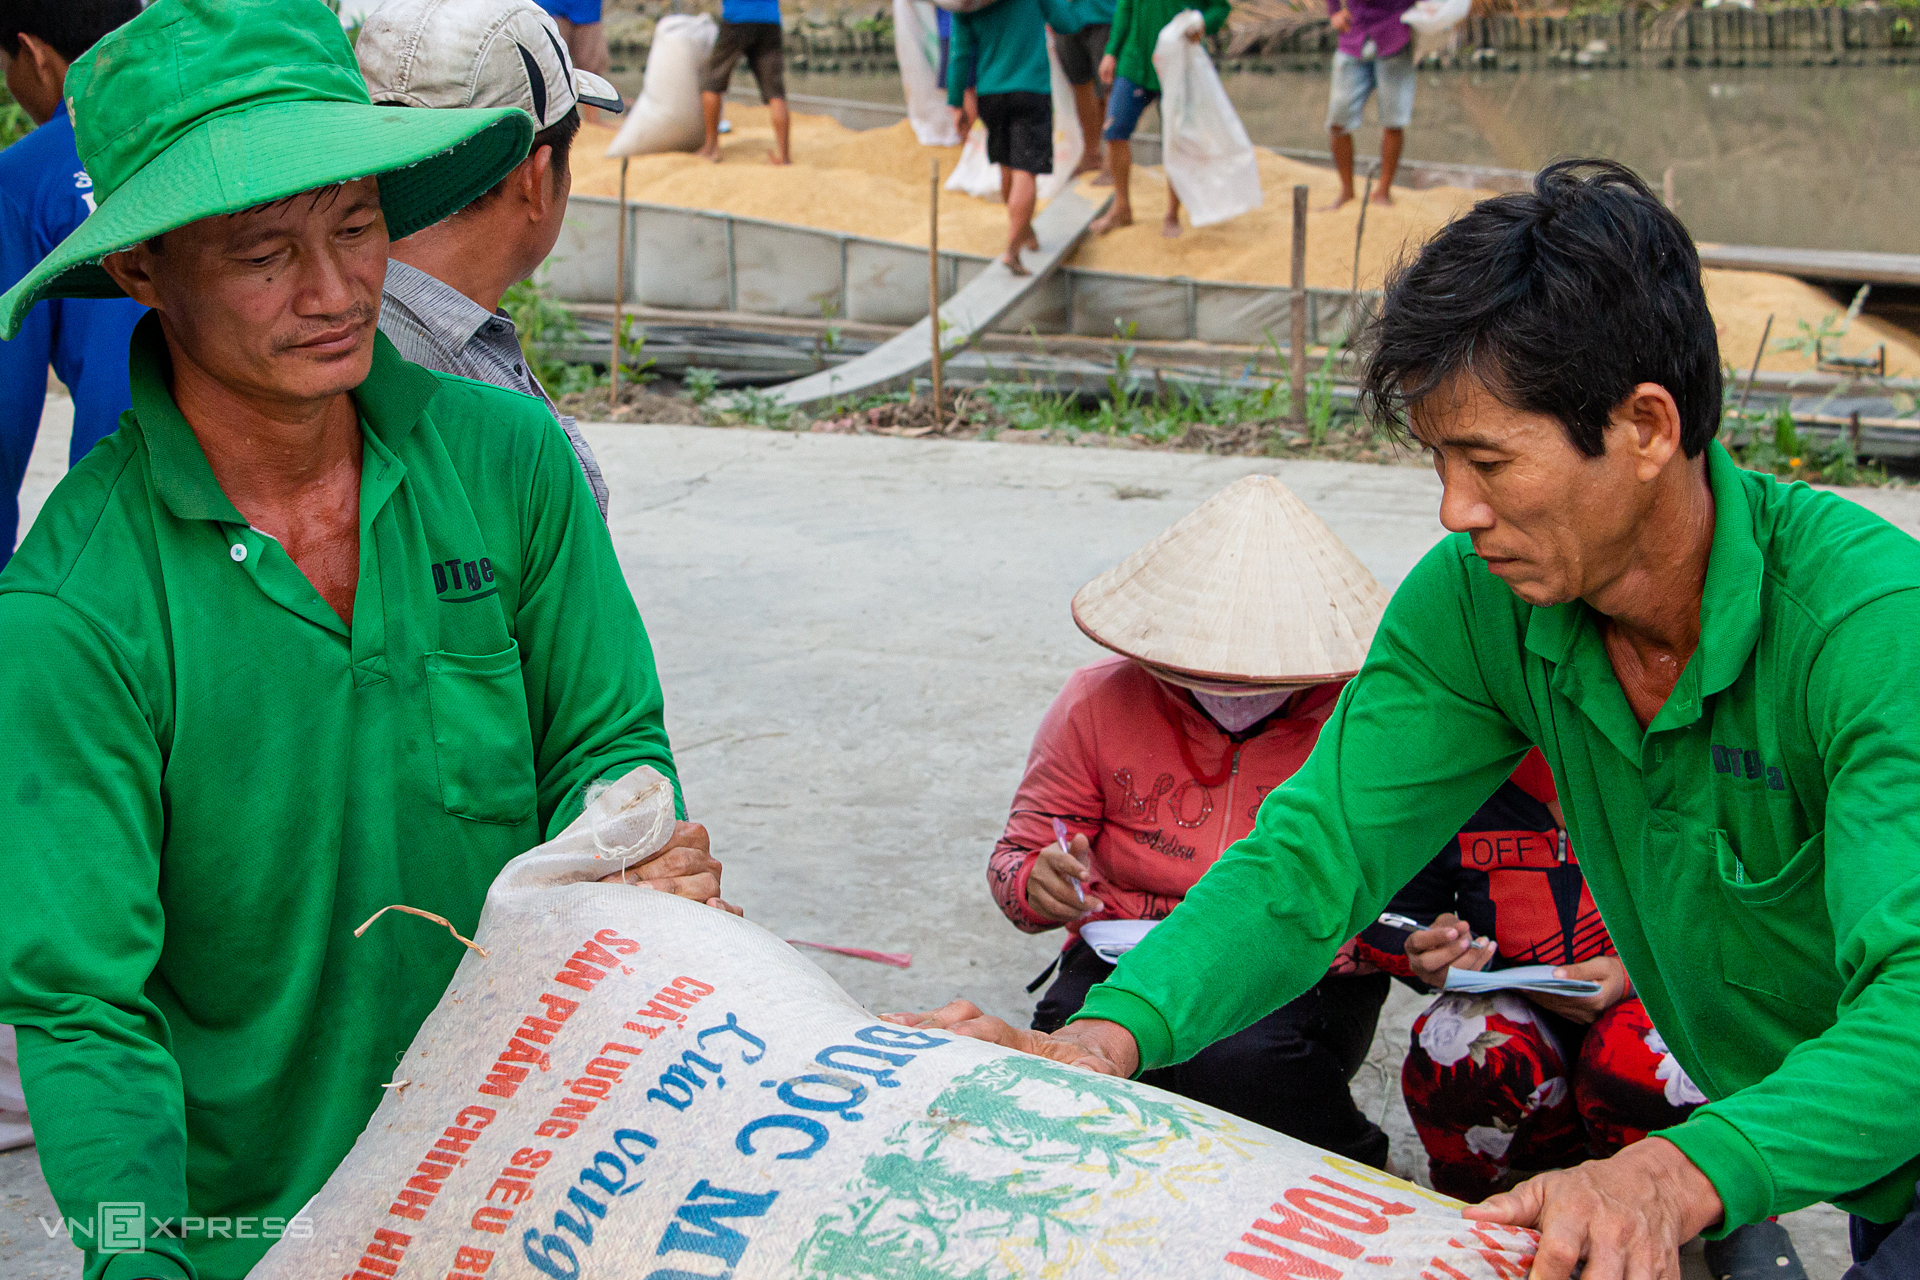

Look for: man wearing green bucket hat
[0,3,730,1278]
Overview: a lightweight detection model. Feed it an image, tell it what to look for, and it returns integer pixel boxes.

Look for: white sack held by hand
[251,763,1539,1279]
[1152,9,1262,227]
[1401,0,1470,33]
[897,0,963,146]
[945,123,1004,200]
[608,14,719,157]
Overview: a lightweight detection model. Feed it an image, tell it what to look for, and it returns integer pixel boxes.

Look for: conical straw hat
[1071,475,1390,685]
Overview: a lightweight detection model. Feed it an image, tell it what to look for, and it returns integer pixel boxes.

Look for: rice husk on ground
[572,111,1919,378]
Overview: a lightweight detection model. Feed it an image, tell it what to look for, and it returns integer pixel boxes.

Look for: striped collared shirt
[378,260,610,519]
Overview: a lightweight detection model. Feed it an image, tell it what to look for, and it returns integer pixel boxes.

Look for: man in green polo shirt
[905,160,1920,1279]
[0,4,731,1278]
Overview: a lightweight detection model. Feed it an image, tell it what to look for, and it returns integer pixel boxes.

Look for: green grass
[1,82,34,151]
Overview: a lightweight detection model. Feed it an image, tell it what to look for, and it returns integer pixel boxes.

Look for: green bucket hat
[0,0,535,340]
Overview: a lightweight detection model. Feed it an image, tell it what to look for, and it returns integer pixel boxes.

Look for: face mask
[1192,688,1293,734]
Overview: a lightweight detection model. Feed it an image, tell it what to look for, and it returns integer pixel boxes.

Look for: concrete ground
[8,405,1908,1278]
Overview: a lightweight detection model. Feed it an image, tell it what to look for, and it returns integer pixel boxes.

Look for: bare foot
[695,143,722,163]
[1070,156,1103,178]
[767,151,791,166]
[1000,250,1031,276]
[1369,187,1394,206]
[1022,228,1039,251]
[1318,192,1354,212]
[1089,206,1133,236]
[1161,214,1183,239]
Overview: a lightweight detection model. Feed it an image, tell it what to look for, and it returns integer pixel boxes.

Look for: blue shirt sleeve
[0,182,55,565]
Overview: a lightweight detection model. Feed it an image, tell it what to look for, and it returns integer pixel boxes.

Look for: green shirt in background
[0,316,681,1280]
[1078,442,1920,1229]
[948,0,1081,105]
[1105,0,1231,94]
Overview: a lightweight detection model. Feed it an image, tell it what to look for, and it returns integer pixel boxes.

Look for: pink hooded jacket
[990,655,1348,938]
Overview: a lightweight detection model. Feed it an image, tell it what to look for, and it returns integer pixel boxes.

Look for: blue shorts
[1102,74,1158,142]
[1326,48,1415,131]
[539,0,603,23]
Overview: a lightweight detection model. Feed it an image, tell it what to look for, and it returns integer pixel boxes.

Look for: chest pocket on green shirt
[425,644,538,825]
[1710,827,1837,1012]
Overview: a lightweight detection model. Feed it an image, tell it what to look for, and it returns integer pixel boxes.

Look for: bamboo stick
[1737,313,1774,417]
[1290,184,1308,424]
[610,157,628,410]
[929,157,943,418]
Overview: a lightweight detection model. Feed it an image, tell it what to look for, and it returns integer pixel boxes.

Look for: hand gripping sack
[896,0,963,146]
[253,767,1540,1280]
[608,15,719,157]
[1152,10,1262,228]
[1400,0,1471,34]
[943,37,1083,204]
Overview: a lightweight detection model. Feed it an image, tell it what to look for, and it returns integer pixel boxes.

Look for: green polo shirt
[1078,441,1920,1229]
[0,315,679,1280]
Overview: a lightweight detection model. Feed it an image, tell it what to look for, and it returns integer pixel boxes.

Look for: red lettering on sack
[1226,1236,1341,1278]
[654,987,698,1009]
[477,1063,529,1098]
[486,1178,533,1206]
[497,1038,551,1069]
[452,1246,495,1272]
[387,1188,434,1221]
[344,1226,412,1277]
[537,993,579,1021]
[575,939,623,969]
[1282,1188,1390,1234]
[470,1206,513,1235]
[671,975,715,995]
[514,1016,564,1046]
[1251,1209,1364,1258]
[1306,1176,1416,1216]
[595,929,642,954]
[552,957,609,992]
[633,1000,685,1023]
[535,1118,579,1139]
[623,1019,666,1039]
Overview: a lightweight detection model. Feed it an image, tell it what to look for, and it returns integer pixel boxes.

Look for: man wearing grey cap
[358,0,624,518]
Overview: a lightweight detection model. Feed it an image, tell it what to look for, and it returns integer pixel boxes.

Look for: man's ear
[1619,382,1684,482]
[11,32,71,123]
[99,246,166,312]
[518,145,558,221]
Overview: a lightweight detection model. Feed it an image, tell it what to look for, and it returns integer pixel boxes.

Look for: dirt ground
[1,409,1885,1278]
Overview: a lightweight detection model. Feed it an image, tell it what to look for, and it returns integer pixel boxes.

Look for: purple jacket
[1328,0,1416,58]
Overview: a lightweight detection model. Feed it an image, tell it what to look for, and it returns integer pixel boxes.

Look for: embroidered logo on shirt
[1710,744,1785,791]
[433,556,497,603]
[1130,827,1197,862]
[1112,769,1175,822]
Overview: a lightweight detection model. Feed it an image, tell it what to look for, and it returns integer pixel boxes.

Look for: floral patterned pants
[1401,992,1704,1201]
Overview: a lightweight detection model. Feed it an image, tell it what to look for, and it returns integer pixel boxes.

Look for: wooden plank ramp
[1695,244,1920,288]
[757,188,1110,411]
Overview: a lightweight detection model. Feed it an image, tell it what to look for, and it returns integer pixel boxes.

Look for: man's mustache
[274,303,378,354]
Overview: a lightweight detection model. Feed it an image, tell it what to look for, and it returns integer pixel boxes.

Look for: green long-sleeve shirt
[1104,0,1230,93]
[0,315,680,1280]
[947,0,1080,105]
[1078,441,1920,1229]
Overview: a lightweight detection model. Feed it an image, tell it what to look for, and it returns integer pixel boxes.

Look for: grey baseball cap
[357,0,625,129]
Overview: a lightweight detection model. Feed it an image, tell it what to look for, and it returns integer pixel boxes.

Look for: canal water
[612,60,1918,256]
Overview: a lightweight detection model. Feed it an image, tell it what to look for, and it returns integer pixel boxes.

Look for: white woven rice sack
[1153,9,1262,227]
[254,768,1537,1280]
[607,15,719,157]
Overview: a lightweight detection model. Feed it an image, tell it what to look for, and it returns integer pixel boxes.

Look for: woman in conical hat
[985,473,1403,1166]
